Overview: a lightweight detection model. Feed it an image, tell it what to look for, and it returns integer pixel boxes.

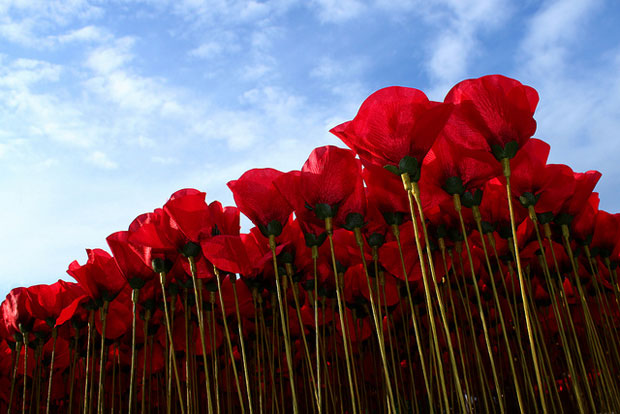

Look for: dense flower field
[2,75,619,413]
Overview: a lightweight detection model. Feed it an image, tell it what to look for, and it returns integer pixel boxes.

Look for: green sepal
[382,211,404,226]
[128,277,146,290]
[181,241,201,258]
[344,212,365,230]
[302,279,315,291]
[504,141,519,159]
[304,232,327,247]
[461,189,483,208]
[167,282,179,297]
[491,141,519,161]
[480,221,495,234]
[314,203,335,220]
[204,281,219,292]
[151,258,170,273]
[279,251,294,264]
[383,164,400,175]
[259,220,283,237]
[537,212,555,224]
[518,192,539,208]
[444,176,464,196]
[399,156,420,181]
[142,298,156,312]
[368,232,385,247]
[436,224,448,239]
[554,213,573,226]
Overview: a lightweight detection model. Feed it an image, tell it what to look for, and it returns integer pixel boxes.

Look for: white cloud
[151,155,178,164]
[0,0,103,47]
[189,31,241,59]
[309,56,368,82]
[515,0,620,211]
[311,0,366,22]
[420,0,512,98]
[54,25,111,44]
[87,151,118,169]
[0,58,62,89]
[521,0,600,77]
[85,37,135,75]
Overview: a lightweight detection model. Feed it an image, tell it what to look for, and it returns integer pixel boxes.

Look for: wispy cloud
[310,0,366,23]
[422,0,512,98]
[87,151,118,169]
[516,0,620,211]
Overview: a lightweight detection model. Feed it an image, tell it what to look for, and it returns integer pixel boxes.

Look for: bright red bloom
[591,211,620,258]
[444,74,539,157]
[67,248,127,303]
[1,287,34,336]
[330,86,453,170]
[228,168,293,237]
[558,170,602,218]
[508,140,575,214]
[571,192,599,244]
[164,188,214,242]
[24,280,84,326]
[107,230,156,287]
[362,162,409,217]
[275,146,366,234]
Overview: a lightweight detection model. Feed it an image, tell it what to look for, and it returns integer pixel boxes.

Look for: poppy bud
[151,258,170,274]
[398,156,420,181]
[181,241,201,258]
[344,212,365,230]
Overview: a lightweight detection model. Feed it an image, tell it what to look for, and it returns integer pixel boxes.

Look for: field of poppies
[2,74,619,413]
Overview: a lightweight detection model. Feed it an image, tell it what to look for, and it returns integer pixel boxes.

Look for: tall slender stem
[213,267,246,413]
[324,223,359,414]
[268,234,300,414]
[97,301,110,414]
[502,158,549,413]
[188,256,214,414]
[45,328,58,414]
[230,277,255,414]
[128,289,138,414]
[158,272,187,414]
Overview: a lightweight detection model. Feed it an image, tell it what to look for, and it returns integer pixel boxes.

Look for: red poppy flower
[1,287,34,336]
[24,280,84,326]
[163,188,214,242]
[228,168,293,237]
[107,230,157,288]
[444,74,539,158]
[330,86,453,172]
[570,192,599,244]
[505,139,575,214]
[67,248,127,303]
[591,210,620,258]
[95,286,132,339]
[275,146,366,234]
[362,162,410,217]
[557,170,602,223]
[422,136,501,196]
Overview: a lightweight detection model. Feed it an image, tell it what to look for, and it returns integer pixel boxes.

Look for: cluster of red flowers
[2,75,620,414]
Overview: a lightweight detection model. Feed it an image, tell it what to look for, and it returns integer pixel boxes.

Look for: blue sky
[1,0,620,296]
